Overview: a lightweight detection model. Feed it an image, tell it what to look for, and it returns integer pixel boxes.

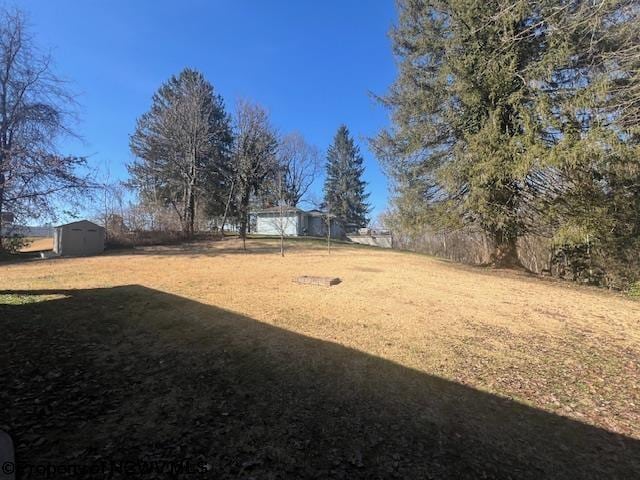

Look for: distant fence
[392,230,553,274]
[1,225,53,237]
[347,234,393,249]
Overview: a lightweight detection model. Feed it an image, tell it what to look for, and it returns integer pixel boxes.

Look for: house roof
[252,207,336,218]
[252,206,304,214]
[306,210,336,218]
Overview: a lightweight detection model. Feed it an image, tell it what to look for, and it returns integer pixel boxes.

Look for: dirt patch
[351,266,383,273]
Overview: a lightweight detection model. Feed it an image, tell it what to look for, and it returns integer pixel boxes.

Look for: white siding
[256,213,299,236]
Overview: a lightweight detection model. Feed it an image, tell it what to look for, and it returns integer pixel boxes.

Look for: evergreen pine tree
[129,68,233,236]
[373,0,640,274]
[323,126,370,230]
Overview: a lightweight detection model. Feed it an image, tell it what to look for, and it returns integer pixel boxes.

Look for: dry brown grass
[2,238,639,477]
[18,236,53,252]
[3,238,639,434]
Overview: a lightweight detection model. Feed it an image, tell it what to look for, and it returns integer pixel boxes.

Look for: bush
[0,235,30,254]
[550,244,606,286]
[551,238,640,290]
[105,230,190,249]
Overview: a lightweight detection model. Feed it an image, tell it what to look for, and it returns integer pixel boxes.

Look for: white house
[53,220,105,256]
[252,207,344,238]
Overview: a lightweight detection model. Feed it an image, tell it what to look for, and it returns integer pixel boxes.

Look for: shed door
[84,228,100,253]
[64,227,99,256]
[68,228,84,255]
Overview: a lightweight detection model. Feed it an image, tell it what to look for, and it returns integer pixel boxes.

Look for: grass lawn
[1,238,639,478]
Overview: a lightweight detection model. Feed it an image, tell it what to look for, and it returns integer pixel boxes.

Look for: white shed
[53,220,105,256]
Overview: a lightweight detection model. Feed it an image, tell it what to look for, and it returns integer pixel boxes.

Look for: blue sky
[21,0,397,221]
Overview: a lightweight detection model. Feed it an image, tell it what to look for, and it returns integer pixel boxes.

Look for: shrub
[0,235,30,254]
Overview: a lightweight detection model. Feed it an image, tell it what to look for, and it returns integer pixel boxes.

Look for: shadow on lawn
[1,285,638,479]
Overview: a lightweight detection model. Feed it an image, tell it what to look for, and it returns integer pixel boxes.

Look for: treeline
[374,0,640,290]
[0,3,373,254]
[128,69,308,244]
[125,69,371,246]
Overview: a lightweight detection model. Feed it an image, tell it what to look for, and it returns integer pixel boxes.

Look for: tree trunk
[180,186,189,235]
[0,171,5,251]
[491,229,521,268]
[239,211,246,248]
[279,172,284,257]
[186,154,197,238]
[219,179,234,240]
[279,201,284,257]
[239,189,250,251]
[0,200,3,251]
[187,184,195,238]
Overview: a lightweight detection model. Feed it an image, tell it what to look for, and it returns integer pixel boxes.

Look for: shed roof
[55,220,103,229]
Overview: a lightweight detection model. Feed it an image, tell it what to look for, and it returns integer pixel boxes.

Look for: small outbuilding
[53,220,105,257]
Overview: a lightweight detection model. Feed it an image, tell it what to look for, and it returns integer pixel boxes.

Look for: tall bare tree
[232,100,278,249]
[277,132,321,207]
[98,180,126,240]
[0,7,93,249]
[252,132,320,256]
